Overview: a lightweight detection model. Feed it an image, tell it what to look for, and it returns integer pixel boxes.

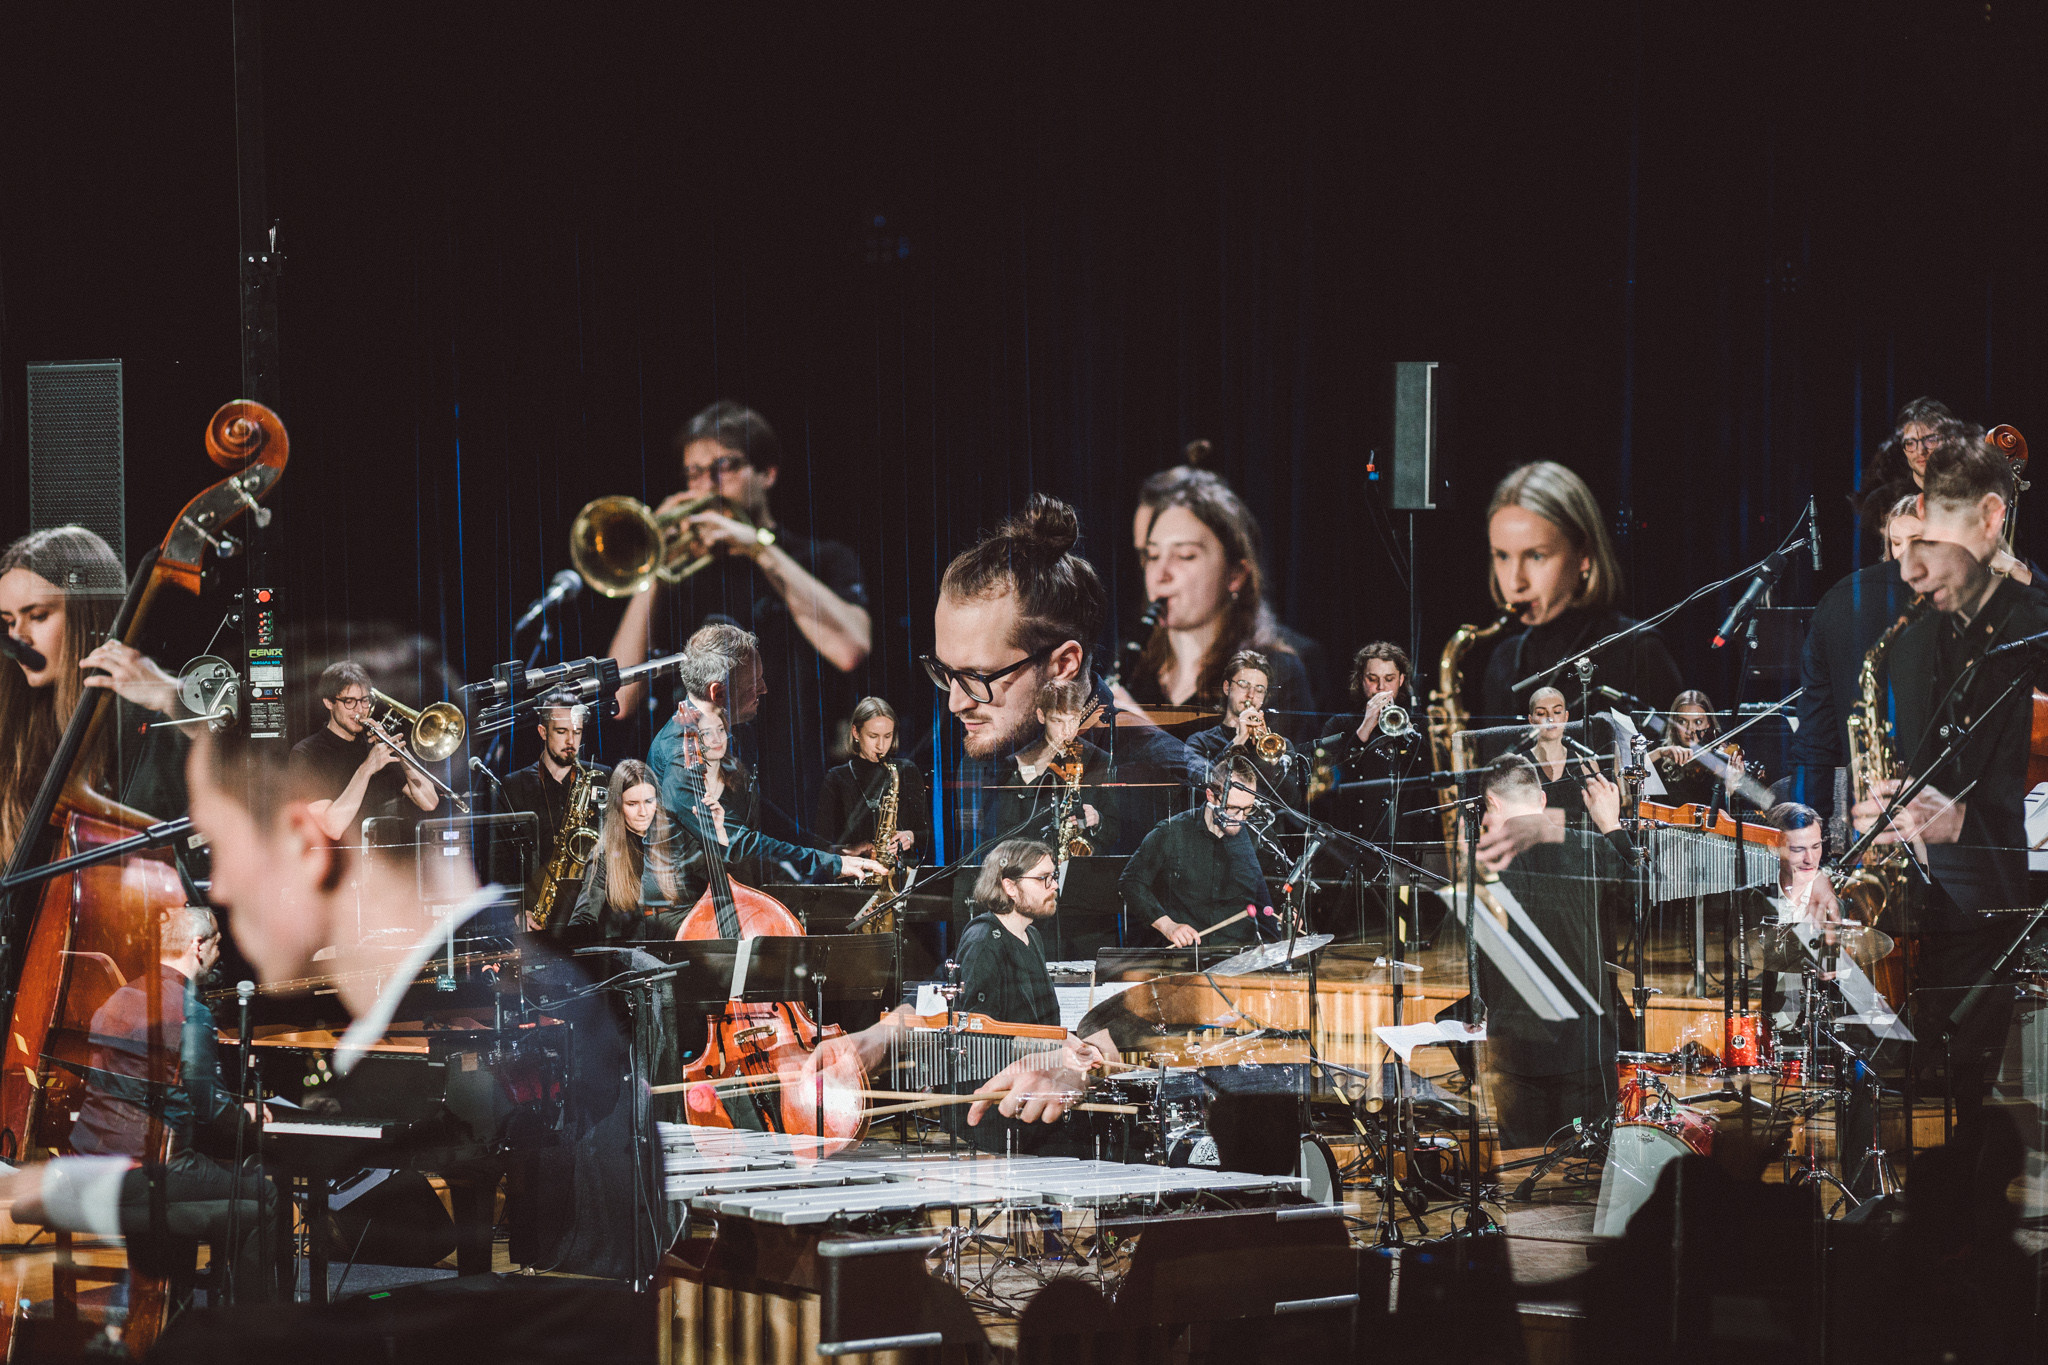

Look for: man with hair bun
[927,494,1193,848]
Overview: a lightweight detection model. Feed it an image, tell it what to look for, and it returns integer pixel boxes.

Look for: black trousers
[119,1151,287,1302]
[1914,923,2022,1120]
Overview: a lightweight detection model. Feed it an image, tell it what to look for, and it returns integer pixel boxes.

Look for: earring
[1230,589,1240,602]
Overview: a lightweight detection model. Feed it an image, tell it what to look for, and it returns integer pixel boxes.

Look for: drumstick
[859,1093,1140,1120]
[1196,908,1250,940]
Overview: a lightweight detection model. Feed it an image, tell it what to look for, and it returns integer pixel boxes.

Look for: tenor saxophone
[854,762,903,935]
[1838,596,1928,921]
[1055,740,1096,861]
[530,761,602,930]
[1427,612,1517,895]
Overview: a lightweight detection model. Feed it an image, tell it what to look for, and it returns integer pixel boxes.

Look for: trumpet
[1377,704,1412,738]
[365,689,470,813]
[1242,710,1288,760]
[568,493,771,598]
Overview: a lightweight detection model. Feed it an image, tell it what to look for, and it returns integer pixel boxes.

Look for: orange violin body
[666,716,860,1153]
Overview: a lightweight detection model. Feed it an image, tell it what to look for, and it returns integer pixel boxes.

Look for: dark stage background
[3,2,2044,851]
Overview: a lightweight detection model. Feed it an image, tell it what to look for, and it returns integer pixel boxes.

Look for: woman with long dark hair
[1126,478,1312,729]
[0,526,187,861]
[568,759,685,937]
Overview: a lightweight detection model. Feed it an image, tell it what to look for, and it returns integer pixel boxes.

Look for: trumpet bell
[570,495,666,598]
[568,493,755,598]
[410,702,467,763]
[371,688,467,763]
[1379,705,1412,738]
[1252,728,1288,760]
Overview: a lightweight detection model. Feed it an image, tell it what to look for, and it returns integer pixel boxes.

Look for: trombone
[365,689,471,813]
[568,493,769,598]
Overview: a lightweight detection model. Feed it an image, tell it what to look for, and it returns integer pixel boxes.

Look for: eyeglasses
[1226,679,1269,698]
[1902,434,1937,452]
[331,695,372,710]
[1012,871,1059,888]
[919,646,1053,704]
[684,454,750,486]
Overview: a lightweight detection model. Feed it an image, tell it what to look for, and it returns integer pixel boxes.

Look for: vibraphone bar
[656,1123,1358,1362]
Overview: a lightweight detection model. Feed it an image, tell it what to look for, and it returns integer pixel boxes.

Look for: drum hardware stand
[1445,793,1501,1239]
[1502,1113,1611,1201]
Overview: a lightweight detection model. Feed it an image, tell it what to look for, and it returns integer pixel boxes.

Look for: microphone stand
[1512,530,1819,702]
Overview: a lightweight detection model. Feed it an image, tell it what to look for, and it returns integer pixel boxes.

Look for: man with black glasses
[287,660,439,844]
[1120,753,1270,947]
[608,401,870,837]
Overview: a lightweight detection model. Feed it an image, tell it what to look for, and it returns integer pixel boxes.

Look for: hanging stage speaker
[1389,361,1450,512]
[26,360,125,564]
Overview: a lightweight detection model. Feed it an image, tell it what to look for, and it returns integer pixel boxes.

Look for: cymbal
[1210,933,1336,977]
[1742,921,1895,974]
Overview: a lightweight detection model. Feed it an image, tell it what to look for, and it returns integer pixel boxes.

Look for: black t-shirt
[955,912,1060,1029]
[288,726,406,841]
[641,534,866,841]
[1119,806,1269,944]
[1483,830,1625,1081]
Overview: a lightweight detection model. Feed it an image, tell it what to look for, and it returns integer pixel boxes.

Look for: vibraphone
[882,1012,1070,1089]
[658,1124,1359,1363]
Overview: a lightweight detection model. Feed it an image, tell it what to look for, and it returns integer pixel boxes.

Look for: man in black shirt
[608,402,870,839]
[1854,429,2048,1115]
[955,839,1063,1029]
[1121,752,1271,947]
[287,660,438,844]
[1470,754,1632,1148]
[497,688,611,925]
[816,697,932,857]
[1183,649,1304,812]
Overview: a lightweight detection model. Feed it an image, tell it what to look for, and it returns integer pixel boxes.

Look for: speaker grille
[26,360,125,566]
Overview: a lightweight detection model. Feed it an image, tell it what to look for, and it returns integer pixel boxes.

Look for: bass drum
[1593,1116,1714,1237]
[1298,1133,1342,1205]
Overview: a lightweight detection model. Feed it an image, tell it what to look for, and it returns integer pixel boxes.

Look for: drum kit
[1596,918,1903,1231]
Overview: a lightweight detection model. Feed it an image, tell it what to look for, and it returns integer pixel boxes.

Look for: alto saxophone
[854,762,903,935]
[1837,596,1928,921]
[1054,740,1095,861]
[531,761,602,930]
[1427,612,1517,895]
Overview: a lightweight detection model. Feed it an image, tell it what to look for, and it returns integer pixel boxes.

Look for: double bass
[667,717,863,1153]
[0,403,288,1360]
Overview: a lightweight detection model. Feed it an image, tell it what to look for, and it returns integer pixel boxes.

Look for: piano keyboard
[264,1114,400,1141]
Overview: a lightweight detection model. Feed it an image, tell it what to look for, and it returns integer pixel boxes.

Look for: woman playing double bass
[0,526,192,857]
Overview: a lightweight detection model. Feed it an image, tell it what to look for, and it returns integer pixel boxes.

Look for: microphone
[1985,628,2048,659]
[0,636,47,672]
[513,570,584,636]
[237,979,256,1006]
[1711,551,1785,649]
[1808,496,1821,574]
[1282,835,1325,898]
[468,757,508,800]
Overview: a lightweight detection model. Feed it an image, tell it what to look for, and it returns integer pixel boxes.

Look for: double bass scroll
[0,401,288,1361]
